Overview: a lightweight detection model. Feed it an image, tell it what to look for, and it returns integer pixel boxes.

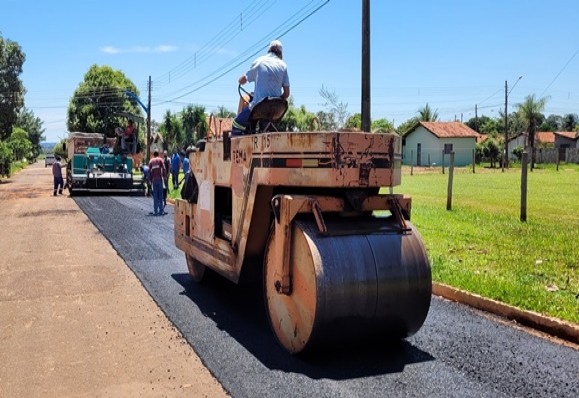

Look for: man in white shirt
[232,40,290,135]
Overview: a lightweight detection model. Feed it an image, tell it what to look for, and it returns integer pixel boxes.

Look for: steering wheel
[238,84,253,104]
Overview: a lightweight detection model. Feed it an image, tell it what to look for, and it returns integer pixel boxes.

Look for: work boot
[53,191,57,196]
[58,189,63,195]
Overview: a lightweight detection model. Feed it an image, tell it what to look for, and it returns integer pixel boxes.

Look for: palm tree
[161,110,181,151]
[417,103,439,122]
[181,105,196,146]
[515,94,548,170]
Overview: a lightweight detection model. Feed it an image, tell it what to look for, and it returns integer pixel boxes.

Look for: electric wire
[155,0,330,104]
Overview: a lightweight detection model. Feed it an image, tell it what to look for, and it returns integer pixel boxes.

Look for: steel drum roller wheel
[264,219,431,354]
[185,254,206,283]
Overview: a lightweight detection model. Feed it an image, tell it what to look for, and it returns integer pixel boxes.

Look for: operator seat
[247,97,288,134]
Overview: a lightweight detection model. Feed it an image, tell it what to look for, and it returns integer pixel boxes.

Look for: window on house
[444,143,453,154]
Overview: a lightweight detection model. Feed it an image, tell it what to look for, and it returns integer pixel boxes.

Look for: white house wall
[403,126,476,167]
[508,135,527,159]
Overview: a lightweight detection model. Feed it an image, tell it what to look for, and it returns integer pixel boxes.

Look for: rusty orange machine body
[174,130,431,353]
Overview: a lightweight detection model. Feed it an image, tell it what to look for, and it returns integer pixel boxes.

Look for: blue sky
[2,0,578,142]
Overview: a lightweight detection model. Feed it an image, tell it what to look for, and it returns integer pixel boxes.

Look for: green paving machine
[66,132,145,196]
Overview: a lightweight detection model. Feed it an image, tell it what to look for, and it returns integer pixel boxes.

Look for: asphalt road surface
[76,195,578,398]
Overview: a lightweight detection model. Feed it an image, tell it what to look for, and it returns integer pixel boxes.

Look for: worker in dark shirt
[147,151,166,216]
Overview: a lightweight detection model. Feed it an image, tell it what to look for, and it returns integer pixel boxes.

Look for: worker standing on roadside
[171,149,181,190]
[52,156,65,196]
[163,150,171,206]
[147,150,166,216]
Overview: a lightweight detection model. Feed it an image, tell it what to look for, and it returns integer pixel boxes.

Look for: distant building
[402,121,479,167]
[554,131,579,149]
[508,131,557,159]
[206,115,233,138]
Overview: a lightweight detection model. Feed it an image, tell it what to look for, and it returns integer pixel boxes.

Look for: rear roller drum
[264,219,431,354]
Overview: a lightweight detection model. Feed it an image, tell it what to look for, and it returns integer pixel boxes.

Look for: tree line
[2,32,578,177]
[0,34,45,177]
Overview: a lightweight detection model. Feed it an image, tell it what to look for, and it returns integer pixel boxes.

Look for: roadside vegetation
[392,164,579,323]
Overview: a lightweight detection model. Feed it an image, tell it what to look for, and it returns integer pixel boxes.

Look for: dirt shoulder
[0,163,228,397]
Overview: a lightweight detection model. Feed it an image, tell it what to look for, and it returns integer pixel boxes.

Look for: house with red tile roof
[554,131,579,149]
[206,115,233,138]
[507,131,559,160]
[402,121,479,166]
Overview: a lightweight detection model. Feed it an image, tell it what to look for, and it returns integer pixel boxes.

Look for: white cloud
[100,45,177,54]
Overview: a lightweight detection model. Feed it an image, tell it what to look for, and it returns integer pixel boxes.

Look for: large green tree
[562,113,578,132]
[371,118,395,134]
[181,105,196,146]
[466,115,492,133]
[67,65,142,138]
[0,34,26,141]
[515,94,548,170]
[539,114,562,132]
[315,110,337,131]
[16,107,44,161]
[278,100,318,132]
[160,110,182,152]
[8,127,32,161]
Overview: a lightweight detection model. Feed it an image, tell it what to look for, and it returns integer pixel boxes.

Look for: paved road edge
[433,282,579,345]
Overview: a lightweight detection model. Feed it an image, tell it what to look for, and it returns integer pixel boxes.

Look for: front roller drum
[264,219,431,354]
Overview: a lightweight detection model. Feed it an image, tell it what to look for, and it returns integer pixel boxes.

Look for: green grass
[390,164,579,323]
[168,171,186,200]
[10,160,27,175]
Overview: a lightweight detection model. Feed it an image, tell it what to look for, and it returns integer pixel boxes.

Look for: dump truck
[66,132,144,195]
[174,98,431,354]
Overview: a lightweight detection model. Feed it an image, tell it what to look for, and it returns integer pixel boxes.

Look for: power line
[154,0,278,86]
[156,0,330,104]
[541,47,579,97]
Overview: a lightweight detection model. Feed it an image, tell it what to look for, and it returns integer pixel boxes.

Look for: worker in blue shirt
[171,150,182,190]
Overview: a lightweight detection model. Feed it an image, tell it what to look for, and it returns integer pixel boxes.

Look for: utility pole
[503,80,508,171]
[503,76,522,171]
[146,76,152,164]
[475,104,478,132]
[361,0,371,132]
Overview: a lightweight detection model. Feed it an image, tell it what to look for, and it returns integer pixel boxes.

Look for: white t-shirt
[245,53,289,107]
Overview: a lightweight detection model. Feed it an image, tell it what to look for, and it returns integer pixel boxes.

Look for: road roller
[174,110,431,354]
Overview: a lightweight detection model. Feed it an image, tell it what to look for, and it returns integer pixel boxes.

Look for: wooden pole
[520,151,528,222]
[472,148,476,173]
[447,152,455,210]
[361,0,371,132]
[146,76,152,164]
[442,150,445,174]
[503,80,508,171]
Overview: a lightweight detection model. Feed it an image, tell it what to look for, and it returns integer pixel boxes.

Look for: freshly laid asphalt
[76,195,579,398]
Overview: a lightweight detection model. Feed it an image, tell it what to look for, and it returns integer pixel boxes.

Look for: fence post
[428,154,431,168]
[472,148,476,173]
[556,151,560,171]
[410,150,414,176]
[447,152,455,210]
[520,151,528,222]
[442,150,445,174]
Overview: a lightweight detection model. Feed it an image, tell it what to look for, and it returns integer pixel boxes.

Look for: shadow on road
[172,272,435,380]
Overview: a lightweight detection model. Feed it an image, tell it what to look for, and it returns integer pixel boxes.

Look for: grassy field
[390,163,578,324]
